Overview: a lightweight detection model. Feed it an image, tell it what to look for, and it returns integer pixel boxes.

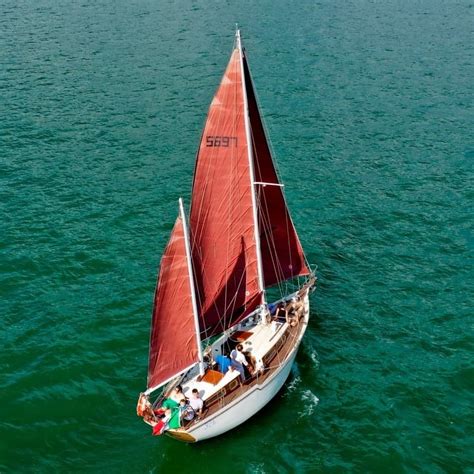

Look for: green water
[1,0,473,472]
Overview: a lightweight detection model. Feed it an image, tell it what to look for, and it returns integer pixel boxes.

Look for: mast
[179,198,205,376]
[236,29,266,305]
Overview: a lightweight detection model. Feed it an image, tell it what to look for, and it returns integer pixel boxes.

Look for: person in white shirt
[189,388,204,416]
[230,344,248,381]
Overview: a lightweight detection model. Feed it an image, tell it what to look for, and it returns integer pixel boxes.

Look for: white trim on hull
[167,293,310,443]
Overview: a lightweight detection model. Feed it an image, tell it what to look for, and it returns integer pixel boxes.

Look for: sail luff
[179,198,205,377]
[236,29,266,303]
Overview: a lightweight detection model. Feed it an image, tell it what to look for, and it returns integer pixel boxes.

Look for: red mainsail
[190,48,262,338]
[147,217,199,390]
[243,53,310,286]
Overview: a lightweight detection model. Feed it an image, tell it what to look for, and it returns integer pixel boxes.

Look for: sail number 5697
[206,136,238,147]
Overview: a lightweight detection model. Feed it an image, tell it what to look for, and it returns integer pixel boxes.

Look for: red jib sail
[147,216,199,389]
[190,48,262,338]
[243,53,310,285]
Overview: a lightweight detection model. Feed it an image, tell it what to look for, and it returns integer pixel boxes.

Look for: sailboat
[136,29,316,443]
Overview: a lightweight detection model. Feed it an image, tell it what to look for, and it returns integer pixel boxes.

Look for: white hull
[167,293,310,443]
[188,342,300,441]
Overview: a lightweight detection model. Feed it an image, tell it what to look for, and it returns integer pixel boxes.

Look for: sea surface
[1,0,473,472]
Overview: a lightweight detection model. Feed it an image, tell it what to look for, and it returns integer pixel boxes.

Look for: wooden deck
[180,317,306,431]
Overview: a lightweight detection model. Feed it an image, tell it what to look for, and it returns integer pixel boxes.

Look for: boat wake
[309,348,320,369]
[298,389,320,418]
[284,375,302,395]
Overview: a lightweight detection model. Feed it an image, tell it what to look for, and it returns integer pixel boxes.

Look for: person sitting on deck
[230,344,249,381]
[243,351,256,375]
[179,399,195,422]
[274,302,287,321]
[169,385,185,404]
[285,298,301,327]
[292,296,305,319]
[215,353,232,374]
[189,388,204,417]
